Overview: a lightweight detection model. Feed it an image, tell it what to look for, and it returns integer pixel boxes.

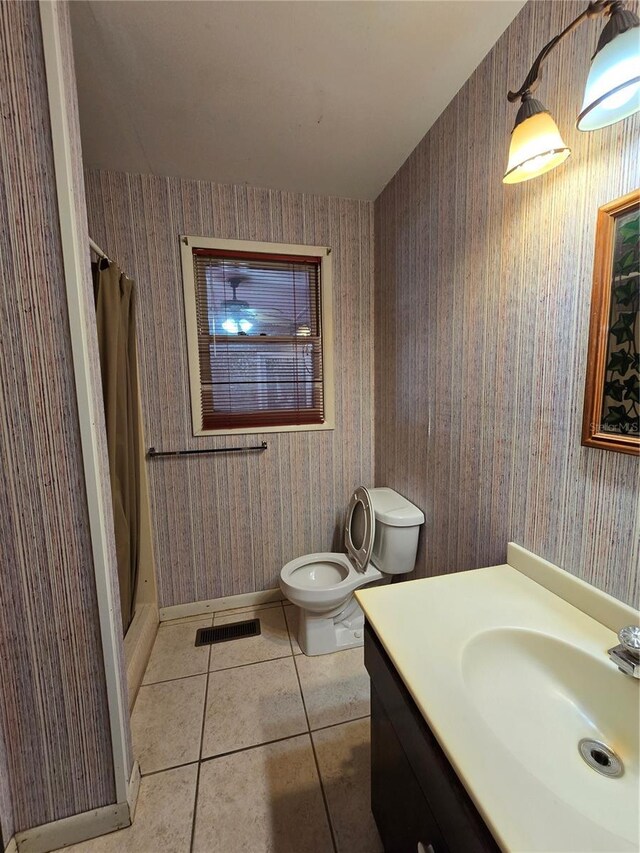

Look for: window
[181,237,334,435]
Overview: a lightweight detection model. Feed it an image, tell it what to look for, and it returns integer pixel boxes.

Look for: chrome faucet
[608,626,640,678]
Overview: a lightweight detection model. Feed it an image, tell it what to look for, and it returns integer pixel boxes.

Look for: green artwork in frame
[582,189,639,456]
[601,208,639,437]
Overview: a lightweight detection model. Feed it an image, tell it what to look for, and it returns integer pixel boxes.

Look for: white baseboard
[14,762,140,853]
[159,588,284,622]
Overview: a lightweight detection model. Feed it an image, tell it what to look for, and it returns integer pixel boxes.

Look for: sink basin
[357,554,640,851]
[462,627,639,844]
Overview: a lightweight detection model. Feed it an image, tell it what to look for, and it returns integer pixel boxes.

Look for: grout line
[141,670,209,688]
[137,623,296,702]
[208,650,293,675]
[213,601,285,618]
[159,600,287,628]
[292,654,339,853]
[199,730,311,764]
[290,646,310,732]
[189,632,213,852]
[139,715,372,779]
[140,759,200,779]
[143,647,296,687]
[139,614,363,852]
[212,602,286,625]
[282,603,303,655]
[160,617,214,629]
[141,653,295,693]
[282,602,297,657]
[309,713,371,735]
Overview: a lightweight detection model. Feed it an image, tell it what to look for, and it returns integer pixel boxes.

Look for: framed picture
[582,189,639,455]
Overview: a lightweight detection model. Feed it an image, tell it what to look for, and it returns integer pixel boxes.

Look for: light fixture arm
[507,0,619,102]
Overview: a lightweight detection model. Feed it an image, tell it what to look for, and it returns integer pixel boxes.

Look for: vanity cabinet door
[371,686,447,853]
[365,623,499,853]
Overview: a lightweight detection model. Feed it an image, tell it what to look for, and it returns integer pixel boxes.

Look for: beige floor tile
[283,603,303,655]
[209,605,291,671]
[62,764,197,852]
[313,718,383,853]
[132,675,206,773]
[142,619,211,684]
[295,647,370,730]
[161,613,214,627]
[214,600,283,618]
[193,735,333,853]
[202,657,307,757]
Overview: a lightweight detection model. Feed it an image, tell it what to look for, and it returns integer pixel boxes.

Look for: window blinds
[192,248,325,430]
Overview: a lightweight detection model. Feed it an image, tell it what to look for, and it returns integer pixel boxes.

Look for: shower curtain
[93,259,140,633]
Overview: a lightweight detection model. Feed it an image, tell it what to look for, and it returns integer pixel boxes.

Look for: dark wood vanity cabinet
[365,623,500,853]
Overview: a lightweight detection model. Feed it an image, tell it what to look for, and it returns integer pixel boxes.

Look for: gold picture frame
[582,189,639,456]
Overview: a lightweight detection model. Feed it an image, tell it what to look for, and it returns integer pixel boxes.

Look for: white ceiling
[70,0,524,201]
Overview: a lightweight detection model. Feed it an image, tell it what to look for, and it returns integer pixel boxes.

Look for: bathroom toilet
[279,486,424,655]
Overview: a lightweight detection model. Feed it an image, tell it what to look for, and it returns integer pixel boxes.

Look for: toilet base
[297,596,366,656]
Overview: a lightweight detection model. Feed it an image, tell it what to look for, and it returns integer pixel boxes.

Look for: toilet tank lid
[367,487,425,527]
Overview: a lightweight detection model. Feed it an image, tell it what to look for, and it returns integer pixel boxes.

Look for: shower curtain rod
[89,236,110,261]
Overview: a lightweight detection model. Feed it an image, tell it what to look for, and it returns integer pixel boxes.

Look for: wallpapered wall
[375,0,640,606]
[85,171,375,607]
[0,0,127,836]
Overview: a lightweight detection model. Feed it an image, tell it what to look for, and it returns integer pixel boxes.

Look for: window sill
[192,421,335,437]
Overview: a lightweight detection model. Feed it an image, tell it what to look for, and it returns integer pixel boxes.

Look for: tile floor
[64,601,383,853]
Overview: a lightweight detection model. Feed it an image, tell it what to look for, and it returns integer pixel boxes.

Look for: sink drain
[578,739,624,778]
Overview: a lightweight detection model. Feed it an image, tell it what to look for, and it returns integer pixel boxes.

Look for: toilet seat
[279,484,424,655]
[280,486,378,611]
[279,551,382,613]
[344,486,375,572]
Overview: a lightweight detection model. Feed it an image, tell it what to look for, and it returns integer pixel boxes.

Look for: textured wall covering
[0,722,11,847]
[0,0,120,835]
[54,0,133,776]
[85,171,374,607]
[375,0,640,606]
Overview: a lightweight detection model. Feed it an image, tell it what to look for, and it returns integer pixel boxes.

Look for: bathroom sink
[462,627,639,843]
[356,548,640,852]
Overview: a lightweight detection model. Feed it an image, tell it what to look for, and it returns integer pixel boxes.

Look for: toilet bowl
[279,486,424,655]
[280,553,383,613]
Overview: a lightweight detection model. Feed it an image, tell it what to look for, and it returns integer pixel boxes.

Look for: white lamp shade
[503,110,571,184]
[577,26,640,130]
[221,316,253,334]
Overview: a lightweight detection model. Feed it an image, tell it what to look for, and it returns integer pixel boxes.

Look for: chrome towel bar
[147,442,267,459]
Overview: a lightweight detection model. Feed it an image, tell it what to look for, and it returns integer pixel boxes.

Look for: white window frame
[180,235,335,436]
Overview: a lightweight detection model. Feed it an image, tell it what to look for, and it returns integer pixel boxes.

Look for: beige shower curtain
[93,259,140,633]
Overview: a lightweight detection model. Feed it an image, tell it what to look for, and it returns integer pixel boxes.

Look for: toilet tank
[368,487,425,574]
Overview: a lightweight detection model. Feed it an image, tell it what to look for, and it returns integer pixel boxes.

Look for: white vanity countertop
[356,551,639,853]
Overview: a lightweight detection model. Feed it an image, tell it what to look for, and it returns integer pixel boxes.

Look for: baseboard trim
[159,588,284,622]
[124,604,159,710]
[14,804,128,853]
[14,762,140,853]
[126,761,141,822]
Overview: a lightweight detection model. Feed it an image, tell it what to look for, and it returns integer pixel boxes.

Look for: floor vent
[195,619,261,647]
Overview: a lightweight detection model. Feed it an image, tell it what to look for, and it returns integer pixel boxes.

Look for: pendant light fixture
[503,95,571,184]
[221,276,254,335]
[578,5,640,129]
[504,0,640,185]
